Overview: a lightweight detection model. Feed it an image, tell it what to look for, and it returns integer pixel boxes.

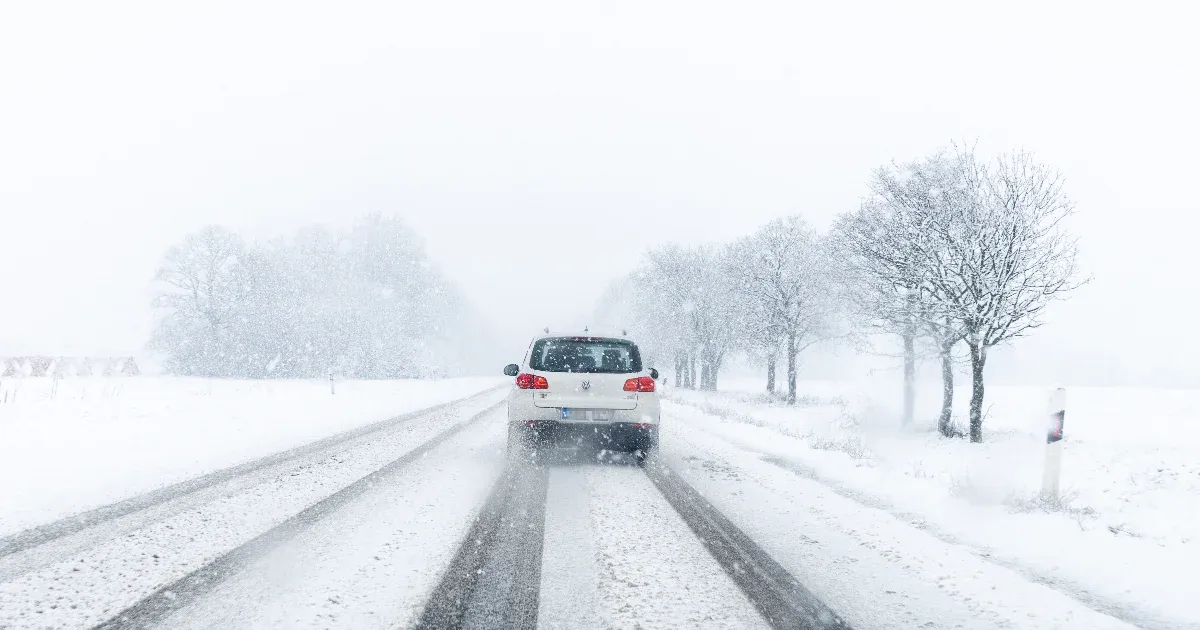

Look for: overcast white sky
[2,1,1198,385]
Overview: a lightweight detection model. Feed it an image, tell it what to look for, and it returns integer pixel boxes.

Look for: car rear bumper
[512,420,658,451]
[508,390,660,426]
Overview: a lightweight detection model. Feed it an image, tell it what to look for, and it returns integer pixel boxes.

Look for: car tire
[508,422,549,462]
[507,423,530,461]
[633,435,658,467]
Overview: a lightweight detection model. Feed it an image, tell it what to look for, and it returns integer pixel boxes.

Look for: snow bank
[0,376,504,536]
[666,379,1200,627]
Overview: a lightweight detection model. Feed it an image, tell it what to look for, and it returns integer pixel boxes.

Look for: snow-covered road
[538,465,767,629]
[0,392,1166,629]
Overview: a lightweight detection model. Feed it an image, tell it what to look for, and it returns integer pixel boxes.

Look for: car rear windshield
[529,337,643,374]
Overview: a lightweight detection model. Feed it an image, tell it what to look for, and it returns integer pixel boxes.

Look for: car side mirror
[649,368,659,380]
[503,364,520,377]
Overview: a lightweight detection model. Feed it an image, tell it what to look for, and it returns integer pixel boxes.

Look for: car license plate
[561,408,611,421]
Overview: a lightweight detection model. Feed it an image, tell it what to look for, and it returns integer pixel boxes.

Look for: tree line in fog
[600,145,1084,442]
[149,214,487,380]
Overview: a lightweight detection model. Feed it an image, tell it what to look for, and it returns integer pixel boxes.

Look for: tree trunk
[901,290,917,427]
[674,354,684,387]
[766,354,776,395]
[902,332,916,427]
[708,350,723,391]
[786,330,797,405]
[699,349,718,391]
[938,343,955,437]
[968,342,987,443]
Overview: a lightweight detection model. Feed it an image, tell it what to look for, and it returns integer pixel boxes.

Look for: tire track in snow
[414,460,550,630]
[535,466,604,630]
[154,417,509,630]
[89,401,504,630]
[644,459,851,630]
[539,460,771,629]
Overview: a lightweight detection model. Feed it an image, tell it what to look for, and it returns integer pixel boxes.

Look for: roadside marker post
[1041,387,1067,500]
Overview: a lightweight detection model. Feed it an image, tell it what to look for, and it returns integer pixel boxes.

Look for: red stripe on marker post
[1041,388,1067,500]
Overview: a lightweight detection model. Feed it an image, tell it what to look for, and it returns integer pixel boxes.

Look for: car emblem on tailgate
[580,380,591,390]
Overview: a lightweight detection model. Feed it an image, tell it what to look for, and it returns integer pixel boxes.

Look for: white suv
[504,333,661,464]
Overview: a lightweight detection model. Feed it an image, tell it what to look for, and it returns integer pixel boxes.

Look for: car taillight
[623,376,656,392]
[516,373,549,389]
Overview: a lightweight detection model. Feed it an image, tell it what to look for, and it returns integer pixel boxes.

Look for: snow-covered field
[0,376,504,536]
[667,377,1200,628]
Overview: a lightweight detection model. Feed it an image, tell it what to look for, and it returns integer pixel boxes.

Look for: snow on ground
[0,376,504,536]
[538,466,605,630]
[0,395,506,629]
[538,462,768,630]
[160,411,509,630]
[665,377,1200,628]
[659,421,1136,630]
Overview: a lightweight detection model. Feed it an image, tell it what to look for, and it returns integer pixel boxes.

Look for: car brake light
[623,376,655,392]
[516,373,549,389]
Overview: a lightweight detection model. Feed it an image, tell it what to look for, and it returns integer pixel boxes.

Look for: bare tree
[832,155,962,427]
[153,226,245,331]
[836,148,1083,441]
[693,247,741,390]
[727,238,785,395]
[878,154,974,436]
[730,216,835,404]
[734,290,785,394]
[593,273,677,378]
[150,226,246,375]
[619,243,740,390]
[921,148,1085,442]
[150,216,472,379]
[634,244,700,387]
